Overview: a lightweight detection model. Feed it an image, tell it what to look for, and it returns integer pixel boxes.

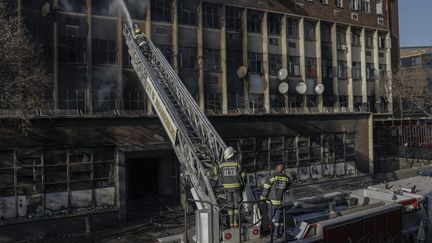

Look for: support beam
[242,9,249,109]
[346,25,353,111]
[385,32,393,113]
[172,0,179,74]
[146,0,152,114]
[53,0,59,110]
[331,23,339,108]
[373,30,380,112]
[315,21,323,112]
[220,6,228,114]
[299,18,306,107]
[360,28,367,108]
[262,12,270,113]
[116,9,124,111]
[197,2,205,112]
[281,15,289,110]
[86,0,93,114]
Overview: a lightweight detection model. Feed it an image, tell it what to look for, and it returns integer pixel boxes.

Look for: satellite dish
[277,68,288,81]
[315,84,325,95]
[41,2,51,17]
[296,82,307,95]
[278,82,289,94]
[236,66,248,79]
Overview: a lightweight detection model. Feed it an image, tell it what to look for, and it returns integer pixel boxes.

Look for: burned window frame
[247,10,262,33]
[248,52,263,74]
[268,14,281,35]
[225,6,242,32]
[178,0,197,26]
[152,0,172,22]
[269,54,282,76]
[202,3,220,29]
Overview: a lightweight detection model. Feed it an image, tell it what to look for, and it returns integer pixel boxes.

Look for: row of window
[312,0,383,15]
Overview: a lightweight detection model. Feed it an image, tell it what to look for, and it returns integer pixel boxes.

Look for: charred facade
[0,0,399,240]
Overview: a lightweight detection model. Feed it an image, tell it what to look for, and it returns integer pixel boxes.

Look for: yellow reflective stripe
[269,176,289,183]
[220,162,240,167]
[240,171,246,177]
[234,209,240,213]
[271,200,282,205]
[223,183,241,188]
[263,183,272,189]
[228,210,234,215]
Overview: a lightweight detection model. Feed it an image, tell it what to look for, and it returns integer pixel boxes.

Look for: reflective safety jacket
[207,161,246,191]
[260,172,291,207]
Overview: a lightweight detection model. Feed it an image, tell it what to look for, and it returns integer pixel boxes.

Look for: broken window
[269,54,282,76]
[320,23,331,42]
[59,16,87,64]
[338,61,348,79]
[287,18,298,38]
[204,48,220,72]
[304,21,316,41]
[336,26,346,45]
[268,14,281,35]
[366,63,375,81]
[248,52,263,74]
[92,39,117,65]
[352,62,361,80]
[288,56,301,76]
[152,0,172,22]
[203,3,220,28]
[179,0,196,26]
[305,58,317,78]
[247,10,262,33]
[0,151,15,196]
[365,31,374,48]
[226,7,242,32]
[351,29,361,47]
[180,47,197,70]
[16,150,43,195]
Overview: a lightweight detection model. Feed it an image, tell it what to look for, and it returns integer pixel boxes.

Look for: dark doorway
[127,158,159,199]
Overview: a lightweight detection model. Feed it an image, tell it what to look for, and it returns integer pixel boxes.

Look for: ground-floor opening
[125,150,180,222]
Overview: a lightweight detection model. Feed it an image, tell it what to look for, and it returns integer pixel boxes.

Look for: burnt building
[0,0,399,240]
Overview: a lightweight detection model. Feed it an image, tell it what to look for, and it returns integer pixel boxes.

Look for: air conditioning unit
[351,13,359,21]
[377,17,384,25]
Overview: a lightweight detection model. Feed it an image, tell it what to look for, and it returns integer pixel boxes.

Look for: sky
[398,0,432,47]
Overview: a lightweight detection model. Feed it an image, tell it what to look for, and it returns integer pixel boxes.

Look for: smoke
[116,0,150,29]
[92,68,117,111]
[116,0,133,30]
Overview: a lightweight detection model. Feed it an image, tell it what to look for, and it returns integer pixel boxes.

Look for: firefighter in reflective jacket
[260,163,291,239]
[207,147,246,228]
[133,24,151,55]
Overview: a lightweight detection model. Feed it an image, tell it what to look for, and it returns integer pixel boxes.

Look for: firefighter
[260,163,292,239]
[207,147,246,228]
[133,25,150,55]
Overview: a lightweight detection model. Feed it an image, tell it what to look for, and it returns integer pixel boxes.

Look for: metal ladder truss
[123,25,260,223]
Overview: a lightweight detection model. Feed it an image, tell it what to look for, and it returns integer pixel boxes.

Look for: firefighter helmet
[224,147,236,161]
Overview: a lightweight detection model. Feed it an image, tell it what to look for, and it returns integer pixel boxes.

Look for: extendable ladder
[123,25,260,241]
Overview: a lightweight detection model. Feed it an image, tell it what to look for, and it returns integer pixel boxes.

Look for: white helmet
[224,146,236,161]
